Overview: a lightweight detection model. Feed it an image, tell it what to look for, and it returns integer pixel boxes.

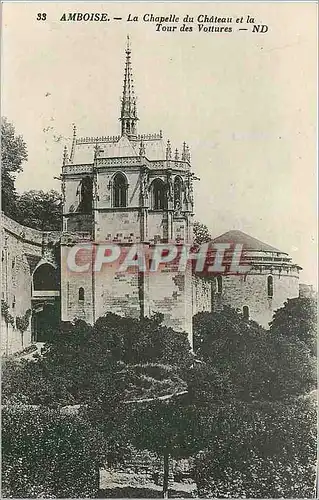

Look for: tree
[126,398,202,499]
[1,117,62,230]
[4,308,316,498]
[269,297,317,353]
[1,117,28,216]
[189,307,316,497]
[2,313,193,497]
[193,221,211,245]
[192,307,315,402]
[25,313,192,404]
[88,314,193,496]
[2,405,107,498]
[16,189,62,231]
[193,398,316,498]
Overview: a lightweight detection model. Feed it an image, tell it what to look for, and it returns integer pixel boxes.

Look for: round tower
[194,230,301,328]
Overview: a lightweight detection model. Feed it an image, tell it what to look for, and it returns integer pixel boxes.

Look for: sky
[1,2,317,286]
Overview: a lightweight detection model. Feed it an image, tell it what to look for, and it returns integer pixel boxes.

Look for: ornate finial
[141,168,149,201]
[120,36,138,137]
[174,148,179,161]
[70,123,77,163]
[159,129,163,139]
[166,139,172,160]
[94,141,103,160]
[139,140,146,156]
[167,170,173,201]
[63,145,68,166]
[181,141,187,161]
[186,145,191,162]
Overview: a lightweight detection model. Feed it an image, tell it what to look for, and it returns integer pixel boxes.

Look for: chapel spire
[120,35,138,137]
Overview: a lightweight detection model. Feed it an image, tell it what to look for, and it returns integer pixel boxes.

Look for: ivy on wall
[16,309,32,333]
[1,302,32,334]
[1,300,14,326]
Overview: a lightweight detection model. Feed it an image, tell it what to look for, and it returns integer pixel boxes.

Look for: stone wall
[192,275,212,316]
[1,215,42,354]
[148,257,193,346]
[212,269,299,328]
[1,214,60,355]
[60,233,94,324]
[61,240,193,344]
[94,263,142,321]
[97,210,141,243]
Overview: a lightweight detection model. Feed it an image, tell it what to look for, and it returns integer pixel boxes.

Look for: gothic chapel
[60,37,195,344]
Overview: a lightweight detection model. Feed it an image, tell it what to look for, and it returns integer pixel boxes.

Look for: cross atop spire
[120,35,138,137]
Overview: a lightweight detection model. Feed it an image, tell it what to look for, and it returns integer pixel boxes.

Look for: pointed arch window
[174,176,183,209]
[267,275,274,298]
[78,287,85,302]
[243,305,249,320]
[113,173,128,208]
[216,275,223,294]
[152,179,167,210]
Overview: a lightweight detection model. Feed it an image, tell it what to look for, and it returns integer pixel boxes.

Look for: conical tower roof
[211,230,285,254]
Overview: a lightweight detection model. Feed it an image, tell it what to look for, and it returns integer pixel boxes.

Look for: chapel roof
[65,38,188,167]
[71,135,167,165]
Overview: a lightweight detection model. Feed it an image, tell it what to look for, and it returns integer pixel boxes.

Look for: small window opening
[243,305,249,320]
[267,275,274,298]
[78,287,85,301]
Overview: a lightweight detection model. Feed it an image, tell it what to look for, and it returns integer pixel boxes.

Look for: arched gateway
[31,261,60,342]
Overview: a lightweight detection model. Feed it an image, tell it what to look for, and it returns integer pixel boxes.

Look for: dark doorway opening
[32,301,60,342]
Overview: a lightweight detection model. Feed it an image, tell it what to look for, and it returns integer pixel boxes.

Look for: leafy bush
[1,358,73,406]
[2,406,107,498]
[193,221,211,245]
[2,314,192,407]
[189,308,317,498]
[1,117,27,216]
[16,309,32,333]
[1,300,14,326]
[16,189,62,231]
[192,308,316,401]
[269,297,317,353]
[193,398,316,498]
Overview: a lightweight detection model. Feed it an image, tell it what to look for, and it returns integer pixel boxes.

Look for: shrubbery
[193,398,316,498]
[1,303,317,498]
[2,405,107,498]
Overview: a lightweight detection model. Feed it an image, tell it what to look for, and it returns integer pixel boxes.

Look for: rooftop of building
[210,230,286,254]
[71,134,167,164]
[63,37,191,168]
